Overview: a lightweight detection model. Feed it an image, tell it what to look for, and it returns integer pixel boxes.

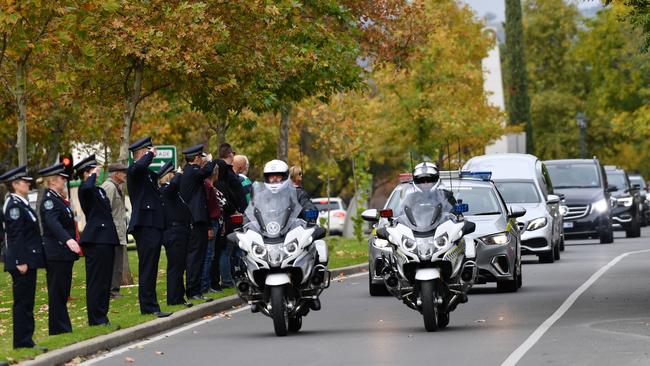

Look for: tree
[504,0,533,153]
[606,0,650,52]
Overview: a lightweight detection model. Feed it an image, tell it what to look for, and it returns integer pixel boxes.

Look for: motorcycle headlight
[283,240,299,255]
[252,244,267,259]
[526,217,547,231]
[434,235,449,248]
[592,199,609,213]
[374,238,389,248]
[401,237,417,252]
[617,197,634,207]
[481,232,510,245]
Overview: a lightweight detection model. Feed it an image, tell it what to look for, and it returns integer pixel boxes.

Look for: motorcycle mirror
[379,209,393,218]
[462,221,476,235]
[455,203,469,213]
[361,209,379,222]
[304,209,319,221]
[230,213,244,227]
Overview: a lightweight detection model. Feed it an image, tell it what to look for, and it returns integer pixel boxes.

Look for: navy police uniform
[39,163,80,335]
[158,162,192,305]
[180,144,217,298]
[126,137,166,314]
[1,166,45,349]
[75,155,119,325]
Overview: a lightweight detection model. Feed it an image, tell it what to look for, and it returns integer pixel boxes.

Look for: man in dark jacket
[180,144,217,301]
[1,165,46,349]
[127,137,171,317]
[75,155,120,326]
[39,162,81,335]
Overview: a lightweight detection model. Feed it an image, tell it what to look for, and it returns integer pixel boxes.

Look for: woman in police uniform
[39,163,82,335]
[74,155,119,326]
[1,165,46,349]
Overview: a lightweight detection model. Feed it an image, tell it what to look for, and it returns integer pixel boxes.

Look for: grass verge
[0,236,367,363]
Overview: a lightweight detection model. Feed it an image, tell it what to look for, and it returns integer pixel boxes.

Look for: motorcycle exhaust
[311,264,331,288]
[385,274,399,288]
[237,281,250,293]
[461,260,477,284]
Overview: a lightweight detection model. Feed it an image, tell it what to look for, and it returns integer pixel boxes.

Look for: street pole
[576,112,587,159]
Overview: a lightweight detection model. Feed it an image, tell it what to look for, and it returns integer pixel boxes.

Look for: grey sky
[462,0,604,22]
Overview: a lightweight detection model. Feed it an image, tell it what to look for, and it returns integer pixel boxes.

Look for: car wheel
[539,245,555,263]
[626,216,641,238]
[497,262,519,292]
[553,243,561,260]
[559,235,565,252]
[369,271,389,296]
[516,264,523,289]
[599,228,614,244]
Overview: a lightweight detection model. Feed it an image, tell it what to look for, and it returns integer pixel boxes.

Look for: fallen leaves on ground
[125,356,135,363]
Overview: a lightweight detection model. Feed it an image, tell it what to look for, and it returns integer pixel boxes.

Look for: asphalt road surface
[85,229,650,366]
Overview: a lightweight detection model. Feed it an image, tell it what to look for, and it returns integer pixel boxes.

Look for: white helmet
[263,159,289,192]
[412,162,439,185]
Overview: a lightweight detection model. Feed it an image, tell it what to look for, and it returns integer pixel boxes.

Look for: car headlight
[559,205,569,217]
[526,217,547,231]
[592,199,609,213]
[283,240,299,255]
[401,237,417,252]
[374,238,389,248]
[481,232,510,245]
[617,197,634,207]
[252,244,267,259]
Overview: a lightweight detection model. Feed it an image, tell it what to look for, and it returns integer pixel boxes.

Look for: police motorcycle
[228,160,330,336]
[363,163,477,331]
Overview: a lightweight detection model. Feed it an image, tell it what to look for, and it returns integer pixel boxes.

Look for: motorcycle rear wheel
[420,280,439,332]
[270,286,288,337]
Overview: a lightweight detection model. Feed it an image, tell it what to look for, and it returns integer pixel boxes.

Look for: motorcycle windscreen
[245,180,303,239]
[394,183,455,233]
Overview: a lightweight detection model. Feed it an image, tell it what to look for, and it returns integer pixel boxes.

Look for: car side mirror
[547,194,561,204]
[462,221,476,236]
[361,209,379,222]
[607,184,618,192]
[508,205,527,219]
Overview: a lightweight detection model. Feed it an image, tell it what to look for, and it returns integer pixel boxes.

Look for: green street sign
[128,145,177,172]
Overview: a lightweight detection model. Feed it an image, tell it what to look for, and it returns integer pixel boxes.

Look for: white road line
[81,271,367,365]
[501,248,650,366]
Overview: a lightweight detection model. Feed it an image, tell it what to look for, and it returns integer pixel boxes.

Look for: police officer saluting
[38,162,81,335]
[1,166,46,350]
[158,162,193,307]
[180,144,217,301]
[127,137,171,317]
[74,155,119,326]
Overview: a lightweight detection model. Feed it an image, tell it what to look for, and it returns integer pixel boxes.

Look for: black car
[628,174,650,226]
[604,166,642,237]
[544,158,615,244]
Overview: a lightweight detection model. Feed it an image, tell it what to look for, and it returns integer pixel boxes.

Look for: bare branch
[137,82,171,104]
[0,32,7,68]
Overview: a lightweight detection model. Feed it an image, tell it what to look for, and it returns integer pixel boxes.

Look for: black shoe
[250,303,260,313]
[309,299,321,311]
[154,311,173,318]
[183,302,194,308]
[189,295,214,302]
[207,286,222,293]
[35,345,48,353]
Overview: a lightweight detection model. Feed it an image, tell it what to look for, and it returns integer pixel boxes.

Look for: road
[85,230,650,366]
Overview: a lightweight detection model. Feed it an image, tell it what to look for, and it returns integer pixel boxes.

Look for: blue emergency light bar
[459,171,492,181]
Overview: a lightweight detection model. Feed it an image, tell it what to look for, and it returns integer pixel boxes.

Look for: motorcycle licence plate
[563,221,574,229]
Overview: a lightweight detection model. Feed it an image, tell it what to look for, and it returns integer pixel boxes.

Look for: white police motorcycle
[364,182,477,331]
[229,181,329,336]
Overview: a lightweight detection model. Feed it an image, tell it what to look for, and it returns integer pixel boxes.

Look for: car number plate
[563,222,574,229]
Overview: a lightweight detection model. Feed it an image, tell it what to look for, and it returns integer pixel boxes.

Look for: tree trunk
[277,103,292,162]
[118,59,144,163]
[15,60,27,167]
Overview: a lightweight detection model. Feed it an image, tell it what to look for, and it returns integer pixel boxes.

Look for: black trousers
[186,222,208,297]
[162,227,189,305]
[10,269,37,348]
[84,244,115,325]
[210,235,225,288]
[46,260,74,335]
[133,227,162,314]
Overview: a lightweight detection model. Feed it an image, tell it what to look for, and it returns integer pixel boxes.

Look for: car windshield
[450,186,503,216]
[629,176,645,189]
[313,201,342,211]
[393,183,455,232]
[546,163,601,188]
[494,181,541,204]
[245,181,303,239]
[606,173,629,191]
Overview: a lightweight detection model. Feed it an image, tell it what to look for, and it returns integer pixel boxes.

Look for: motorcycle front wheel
[270,285,288,336]
[420,280,439,332]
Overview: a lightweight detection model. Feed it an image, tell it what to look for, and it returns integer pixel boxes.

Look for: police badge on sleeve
[44,200,54,210]
[9,207,20,220]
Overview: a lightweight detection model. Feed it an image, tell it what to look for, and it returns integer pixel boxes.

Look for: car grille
[565,204,590,220]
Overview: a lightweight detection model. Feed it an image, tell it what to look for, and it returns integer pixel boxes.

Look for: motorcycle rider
[412,162,458,209]
[263,160,316,223]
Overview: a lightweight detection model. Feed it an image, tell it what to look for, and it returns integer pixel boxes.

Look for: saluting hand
[149,147,158,157]
[66,239,82,255]
[16,264,28,275]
